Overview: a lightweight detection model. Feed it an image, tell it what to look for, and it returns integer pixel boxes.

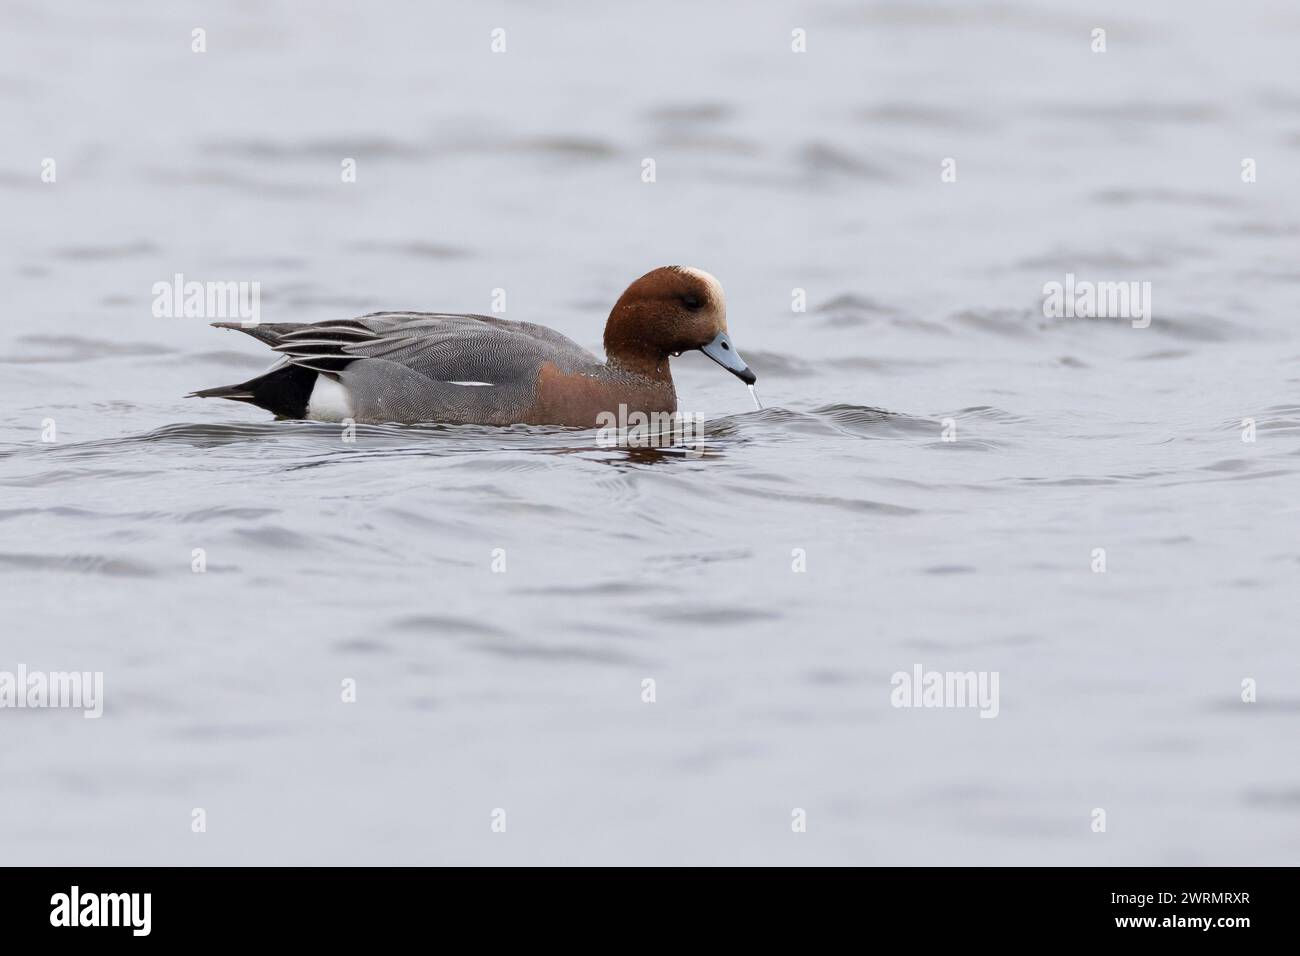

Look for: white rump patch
[306,375,354,422]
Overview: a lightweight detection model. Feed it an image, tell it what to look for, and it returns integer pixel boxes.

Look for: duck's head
[604,265,757,385]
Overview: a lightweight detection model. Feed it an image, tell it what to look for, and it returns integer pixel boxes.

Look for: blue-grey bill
[699,331,757,385]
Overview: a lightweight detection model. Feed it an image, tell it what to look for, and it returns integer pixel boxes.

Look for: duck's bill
[700,331,757,385]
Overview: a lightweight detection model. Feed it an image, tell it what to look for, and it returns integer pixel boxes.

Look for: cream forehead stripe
[673,266,725,307]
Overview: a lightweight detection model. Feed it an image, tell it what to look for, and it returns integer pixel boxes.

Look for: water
[2,0,1299,865]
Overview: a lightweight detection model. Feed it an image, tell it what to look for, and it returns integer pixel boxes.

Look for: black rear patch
[188,364,319,419]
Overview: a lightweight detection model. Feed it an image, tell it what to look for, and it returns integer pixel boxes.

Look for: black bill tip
[699,331,756,385]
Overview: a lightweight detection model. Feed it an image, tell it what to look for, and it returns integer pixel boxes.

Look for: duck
[188,265,757,427]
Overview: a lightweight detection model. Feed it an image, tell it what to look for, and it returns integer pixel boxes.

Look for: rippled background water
[2,0,1299,865]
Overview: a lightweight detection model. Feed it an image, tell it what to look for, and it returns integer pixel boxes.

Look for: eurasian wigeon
[188,265,757,426]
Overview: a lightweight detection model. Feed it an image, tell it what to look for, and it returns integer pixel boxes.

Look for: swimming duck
[189,265,756,426]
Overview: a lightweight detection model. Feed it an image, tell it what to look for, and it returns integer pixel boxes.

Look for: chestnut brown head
[603,266,756,385]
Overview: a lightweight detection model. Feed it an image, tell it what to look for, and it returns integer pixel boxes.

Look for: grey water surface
[1,0,1298,865]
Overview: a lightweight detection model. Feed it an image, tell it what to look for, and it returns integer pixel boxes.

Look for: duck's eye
[681,295,703,311]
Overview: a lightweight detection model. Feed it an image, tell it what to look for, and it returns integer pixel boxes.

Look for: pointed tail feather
[186,383,256,401]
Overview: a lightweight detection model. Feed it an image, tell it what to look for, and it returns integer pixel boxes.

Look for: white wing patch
[447,381,495,387]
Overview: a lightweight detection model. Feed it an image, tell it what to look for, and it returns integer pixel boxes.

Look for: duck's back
[340,312,605,424]
[195,312,607,425]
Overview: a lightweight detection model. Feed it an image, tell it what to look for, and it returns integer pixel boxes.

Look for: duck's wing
[217,312,602,425]
[262,313,596,381]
